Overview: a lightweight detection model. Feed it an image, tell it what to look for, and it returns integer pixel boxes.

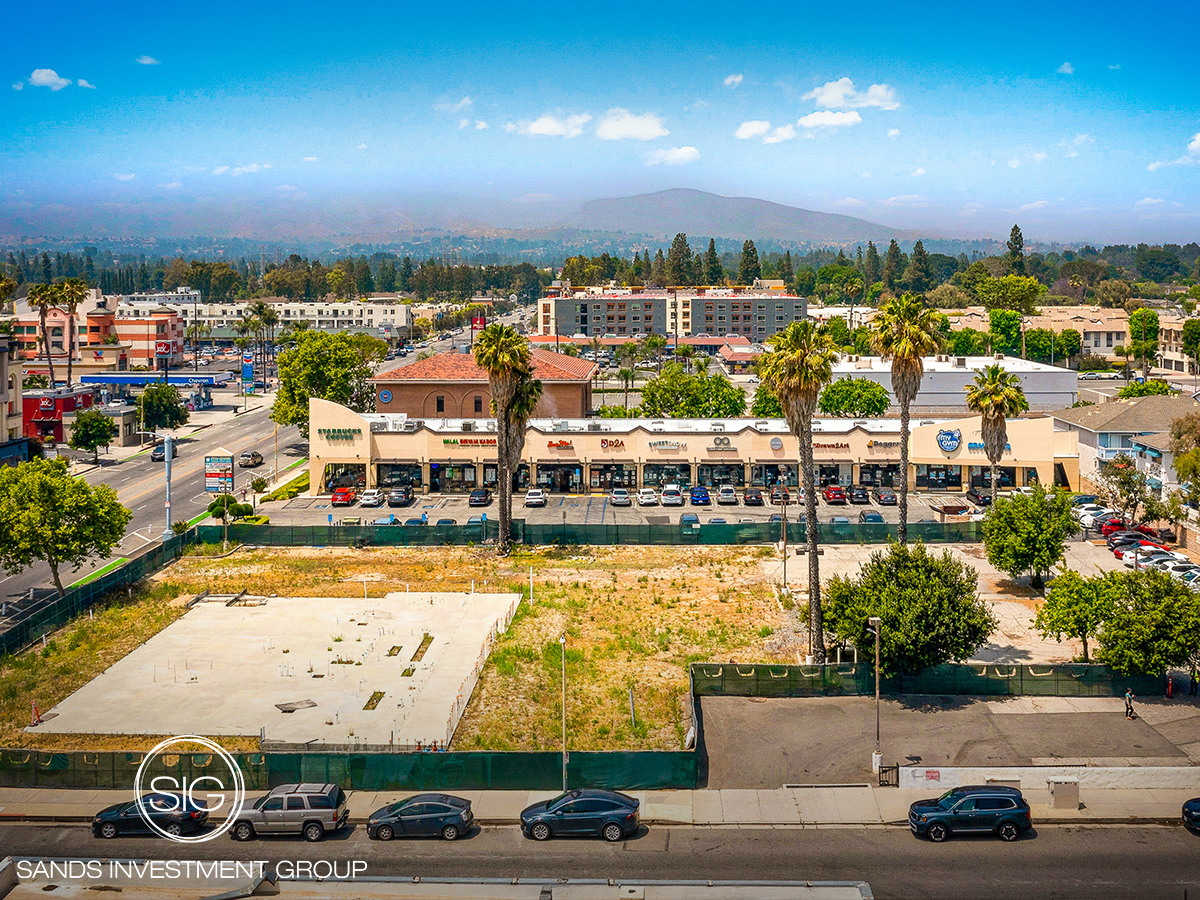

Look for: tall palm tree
[758,320,836,663]
[59,278,88,386]
[28,283,60,387]
[473,323,532,554]
[503,368,543,508]
[618,367,636,409]
[872,293,944,544]
[964,364,1029,505]
[677,344,695,374]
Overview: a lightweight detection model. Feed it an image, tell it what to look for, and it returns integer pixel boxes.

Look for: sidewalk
[0,785,1191,827]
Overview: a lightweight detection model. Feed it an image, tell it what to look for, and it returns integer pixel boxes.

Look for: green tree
[792,267,816,295]
[0,457,132,597]
[666,233,694,286]
[1181,319,1200,374]
[639,365,747,417]
[1094,278,1131,308]
[864,241,881,287]
[27,283,60,387]
[964,364,1029,504]
[902,240,932,293]
[1035,569,1118,662]
[1127,308,1160,380]
[976,274,1045,315]
[881,240,904,294]
[750,382,783,416]
[818,377,890,417]
[981,485,1074,589]
[703,239,723,284]
[1096,570,1200,675]
[136,383,190,433]
[948,327,989,356]
[1006,225,1026,276]
[271,331,378,438]
[759,320,835,661]
[736,240,761,285]
[817,316,851,348]
[1058,328,1082,363]
[1117,379,1172,398]
[68,407,118,464]
[825,542,996,675]
[618,367,636,409]
[988,309,1023,356]
[872,294,944,543]
[58,278,88,386]
[208,493,253,523]
[1095,453,1165,527]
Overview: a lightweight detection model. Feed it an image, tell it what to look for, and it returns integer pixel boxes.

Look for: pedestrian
[1124,688,1135,720]
[1191,667,1199,698]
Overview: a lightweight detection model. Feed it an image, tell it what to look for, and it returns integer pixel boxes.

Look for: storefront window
[859,463,900,488]
[816,464,850,487]
[377,464,422,488]
[696,463,745,487]
[642,463,692,488]
[429,463,477,492]
[751,464,798,488]
[590,463,638,490]
[970,466,1036,489]
[322,463,366,492]
[536,464,584,493]
[483,463,530,490]
[916,464,963,490]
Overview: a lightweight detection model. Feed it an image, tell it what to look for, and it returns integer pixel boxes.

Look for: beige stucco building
[308,398,1078,496]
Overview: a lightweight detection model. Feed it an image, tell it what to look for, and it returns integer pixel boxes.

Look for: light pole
[559,632,568,792]
[868,616,882,774]
[779,464,788,594]
[137,430,175,541]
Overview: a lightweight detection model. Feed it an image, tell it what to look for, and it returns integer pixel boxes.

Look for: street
[0,822,1197,899]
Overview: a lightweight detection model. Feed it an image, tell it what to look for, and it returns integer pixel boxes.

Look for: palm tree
[503,368,543,508]
[677,344,695,374]
[872,293,944,544]
[59,278,88,387]
[28,283,60,387]
[643,334,667,372]
[473,323,532,554]
[618,367,636,409]
[758,320,836,663]
[964,364,1029,505]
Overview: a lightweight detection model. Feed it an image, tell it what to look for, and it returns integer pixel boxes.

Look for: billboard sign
[241,352,253,384]
[471,316,486,329]
[155,340,172,358]
[205,450,235,494]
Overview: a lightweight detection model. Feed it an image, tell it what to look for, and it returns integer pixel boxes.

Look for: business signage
[471,316,487,329]
[867,440,900,449]
[649,439,686,450]
[547,439,573,450]
[39,397,55,411]
[378,390,393,404]
[204,452,235,494]
[317,427,363,441]
[812,442,850,450]
[155,340,172,358]
[241,351,254,384]
[937,429,962,453]
[600,438,625,450]
[769,437,784,451]
[968,441,1011,452]
[442,437,496,446]
[706,436,738,452]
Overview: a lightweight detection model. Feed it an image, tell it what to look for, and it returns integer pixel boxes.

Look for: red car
[1099,518,1129,536]
[823,485,847,504]
[1112,539,1166,558]
[331,487,357,506]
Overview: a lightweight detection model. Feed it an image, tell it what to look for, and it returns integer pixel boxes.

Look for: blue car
[689,487,711,505]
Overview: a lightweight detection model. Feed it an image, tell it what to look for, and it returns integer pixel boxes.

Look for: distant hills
[557,188,916,245]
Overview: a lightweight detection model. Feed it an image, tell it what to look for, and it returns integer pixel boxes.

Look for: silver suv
[231,783,349,842]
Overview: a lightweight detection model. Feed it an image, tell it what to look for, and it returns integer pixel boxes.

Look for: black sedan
[848,486,870,504]
[743,488,764,506]
[872,487,896,505]
[468,489,491,507]
[965,487,992,507]
[366,793,473,841]
[93,792,209,839]
[150,443,178,462]
[1184,797,1200,831]
[520,788,640,842]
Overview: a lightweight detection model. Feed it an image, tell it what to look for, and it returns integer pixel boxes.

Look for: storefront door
[697,463,745,487]
[536,464,584,493]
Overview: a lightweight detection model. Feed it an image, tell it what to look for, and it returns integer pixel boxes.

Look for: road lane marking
[67,558,128,589]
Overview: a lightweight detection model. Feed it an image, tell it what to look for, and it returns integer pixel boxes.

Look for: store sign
[204,454,234,493]
[649,439,686,450]
[317,427,363,441]
[937,429,962,453]
[39,397,55,410]
[769,437,784,451]
[547,439,573,450]
[600,438,625,450]
[378,389,393,403]
[707,436,738,452]
[968,441,1011,452]
[812,442,850,450]
[155,340,172,357]
[867,440,900,449]
[442,437,496,446]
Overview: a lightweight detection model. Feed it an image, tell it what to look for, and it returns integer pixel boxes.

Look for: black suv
[150,443,178,462]
[468,488,491,507]
[908,785,1031,843]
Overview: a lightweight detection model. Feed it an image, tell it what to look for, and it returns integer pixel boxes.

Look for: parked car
[965,487,992,507]
[366,794,473,841]
[637,488,659,506]
[1071,494,1100,507]
[93,792,209,839]
[435,518,456,526]
[1119,549,1183,568]
[1072,503,1112,522]
[150,443,178,462]
[467,515,484,525]
[690,486,711,505]
[520,789,640,842]
[331,487,357,506]
[858,511,885,524]
[1079,508,1119,529]
[524,488,547,507]
[230,783,349,842]
[1113,539,1170,558]
[1156,560,1200,577]
[404,517,426,526]
[238,450,263,467]
[1184,797,1200,831]
[823,485,847,504]
[873,487,897,505]
[908,786,1031,843]
[610,488,632,506]
[849,486,870,504]
[468,488,491,507]
[661,485,684,506]
[1106,530,1147,550]
[770,485,791,504]
[743,488,764,506]
[717,485,739,505]
[359,489,384,507]
[1098,518,1130,536]
[708,517,727,524]
[679,513,700,528]
[387,486,414,507]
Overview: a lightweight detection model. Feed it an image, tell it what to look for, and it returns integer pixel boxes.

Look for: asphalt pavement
[1,822,1197,900]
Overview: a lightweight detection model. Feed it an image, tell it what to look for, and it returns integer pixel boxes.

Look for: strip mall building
[309,398,1079,495]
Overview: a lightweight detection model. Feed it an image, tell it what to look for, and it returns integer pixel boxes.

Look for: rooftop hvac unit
[401,421,420,433]
[461,421,475,432]
[712,422,725,431]
[651,420,665,432]
[955,357,967,367]
[588,422,603,432]
[754,420,770,429]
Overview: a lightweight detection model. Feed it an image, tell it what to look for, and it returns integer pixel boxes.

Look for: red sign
[471,317,487,329]
[155,340,172,357]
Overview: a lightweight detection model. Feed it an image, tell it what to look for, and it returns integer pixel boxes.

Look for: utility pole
[560,632,568,792]
[868,616,882,774]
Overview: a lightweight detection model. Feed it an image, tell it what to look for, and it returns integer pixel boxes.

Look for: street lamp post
[779,464,788,594]
[868,616,882,774]
[559,632,568,792]
[137,430,175,541]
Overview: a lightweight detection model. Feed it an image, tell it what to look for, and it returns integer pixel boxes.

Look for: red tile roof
[374,349,597,383]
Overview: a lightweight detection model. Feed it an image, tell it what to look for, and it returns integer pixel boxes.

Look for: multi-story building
[1157,313,1192,374]
[945,306,1130,359]
[1051,394,1200,480]
[538,289,808,340]
[0,335,30,465]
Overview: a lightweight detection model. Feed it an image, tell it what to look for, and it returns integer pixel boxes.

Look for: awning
[375,459,421,465]
[536,460,583,466]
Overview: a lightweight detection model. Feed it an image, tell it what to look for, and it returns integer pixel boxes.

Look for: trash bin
[1048,777,1079,809]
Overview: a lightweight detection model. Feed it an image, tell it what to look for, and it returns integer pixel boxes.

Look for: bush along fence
[689,663,1163,699]
[0,749,697,792]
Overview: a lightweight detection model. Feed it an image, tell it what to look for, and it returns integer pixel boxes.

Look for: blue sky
[3,0,1198,244]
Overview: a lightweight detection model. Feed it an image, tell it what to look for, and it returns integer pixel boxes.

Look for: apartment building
[0,336,30,465]
[946,306,1129,357]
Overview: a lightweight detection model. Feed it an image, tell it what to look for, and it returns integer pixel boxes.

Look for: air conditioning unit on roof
[461,421,475,432]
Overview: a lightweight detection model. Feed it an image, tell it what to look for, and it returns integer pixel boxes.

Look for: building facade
[1051,394,1200,480]
[22,386,95,444]
[0,336,30,465]
[308,397,1078,496]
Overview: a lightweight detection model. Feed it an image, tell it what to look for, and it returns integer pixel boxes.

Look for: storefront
[915,463,962,490]
[696,463,745,487]
[909,417,1078,493]
[484,462,531,490]
[429,462,478,492]
[643,462,692,488]
[536,463,584,493]
[816,463,852,487]
[322,462,366,491]
[751,463,798,488]
[377,462,423,488]
[858,463,901,487]
[590,462,638,490]
[967,465,1040,490]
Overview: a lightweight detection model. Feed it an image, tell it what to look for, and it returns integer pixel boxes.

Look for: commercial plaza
[308,397,1079,496]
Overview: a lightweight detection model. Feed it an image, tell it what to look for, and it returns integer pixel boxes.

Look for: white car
[1078,508,1118,528]
[1072,503,1109,520]
[661,485,684,507]
[609,488,632,506]
[717,485,739,505]
[1120,548,1186,567]
[637,488,659,506]
[1158,560,1200,577]
[524,488,547,507]
[359,489,384,507]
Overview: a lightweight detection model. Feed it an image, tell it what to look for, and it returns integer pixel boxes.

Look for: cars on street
[908,785,1031,843]
[689,486,711,505]
[93,792,209,839]
[366,794,473,841]
[359,489,384,507]
[150,443,178,462]
[610,488,632,506]
[858,511,885,524]
[823,485,847,504]
[230,783,349,842]
[387,486,414,507]
[849,486,870,504]
[637,488,659,506]
[965,487,992,507]
[238,450,264,467]
[519,789,640,842]
[717,485,739,505]
[468,488,491,507]
[708,517,727,524]
[743,488,764,506]
[873,487,897,505]
[524,488,547,507]
[661,485,684,506]
[331,487,357,506]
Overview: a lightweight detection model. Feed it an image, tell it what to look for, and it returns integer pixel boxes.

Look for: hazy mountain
[558,188,916,245]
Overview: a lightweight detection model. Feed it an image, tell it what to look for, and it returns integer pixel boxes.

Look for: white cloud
[723,73,743,87]
[435,96,471,112]
[513,113,592,138]
[860,171,872,178]
[834,197,866,207]
[356,143,367,150]
[911,167,926,177]
[1189,132,1200,155]
[685,99,709,110]
[887,128,900,138]
[459,118,470,129]
[1108,63,1121,70]
[645,146,700,166]
[1057,62,1074,75]
[595,108,669,141]
[29,69,71,91]
[1135,197,1164,206]
[1147,132,1200,171]
[474,120,488,130]
[1031,151,1047,162]
[797,110,861,130]
[136,55,160,66]
[210,162,272,177]
[884,194,928,207]
[113,173,135,181]
[77,79,95,89]
[158,181,182,190]
[302,156,318,162]
[802,77,899,110]
[1060,133,1093,157]
[734,120,771,140]
[11,82,23,91]
[762,124,796,144]
[1019,200,1049,211]
[276,184,298,192]
[211,166,229,175]
[1008,158,1021,168]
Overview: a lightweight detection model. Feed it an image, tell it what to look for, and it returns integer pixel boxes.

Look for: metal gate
[878,764,899,788]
